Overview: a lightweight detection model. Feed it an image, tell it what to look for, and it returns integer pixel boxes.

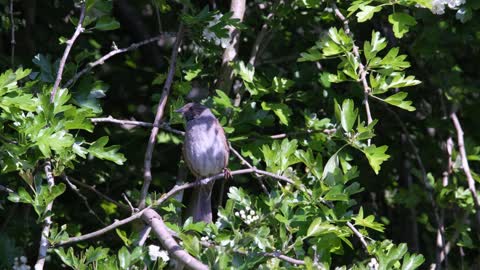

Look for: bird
[176,103,230,223]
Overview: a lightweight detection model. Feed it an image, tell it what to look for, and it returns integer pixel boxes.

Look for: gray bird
[176,103,230,223]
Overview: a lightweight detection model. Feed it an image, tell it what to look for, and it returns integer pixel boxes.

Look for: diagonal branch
[138,22,185,210]
[50,2,86,102]
[450,112,480,226]
[34,161,56,270]
[63,33,176,89]
[143,209,208,270]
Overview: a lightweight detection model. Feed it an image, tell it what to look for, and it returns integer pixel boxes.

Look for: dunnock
[176,103,229,223]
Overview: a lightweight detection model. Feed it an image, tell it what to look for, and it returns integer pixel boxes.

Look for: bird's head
[175,103,209,121]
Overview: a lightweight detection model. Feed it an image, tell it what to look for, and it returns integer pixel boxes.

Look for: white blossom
[148,245,169,262]
[12,256,31,270]
[455,7,470,23]
[431,0,446,14]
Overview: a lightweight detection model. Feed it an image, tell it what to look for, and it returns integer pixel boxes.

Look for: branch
[139,21,185,210]
[9,0,15,67]
[63,33,175,89]
[66,176,130,212]
[142,209,208,270]
[90,116,184,136]
[50,1,86,102]
[215,0,246,94]
[331,3,373,143]
[63,175,106,225]
[0,184,14,193]
[55,167,295,246]
[229,145,269,194]
[450,112,480,226]
[34,161,56,270]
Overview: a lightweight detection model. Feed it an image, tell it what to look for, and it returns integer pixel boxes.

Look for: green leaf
[213,89,234,109]
[322,152,339,181]
[401,253,425,270]
[271,77,294,93]
[152,73,167,85]
[307,218,339,237]
[388,13,417,39]
[356,5,382,22]
[362,145,390,174]
[85,246,110,264]
[324,185,349,201]
[118,246,130,269]
[353,207,385,232]
[95,16,120,31]
[8,187,34,204]
[341,99,358,132]
[88,136,126,165]
[233,61,254,83]
[54,247,80,269]
[261,102,292,126]
[116,229,132,247]
[383,92,416,111]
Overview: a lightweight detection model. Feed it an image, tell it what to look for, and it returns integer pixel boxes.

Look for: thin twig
[143,209,209,270]
[229,145,269,194]
[50,1,86,102]
[34,161,56,270]
[122,193,136,214]
[0,184,14,193]
[346,222,369,249]
[139,22,185,210]
[90,116,184,136]
[67,176,130,212]
[63,34,175,88]
[55,167,295,246]
[62,176,106,225]
[450,112,480,226]
[9,0,15,67]
[331,3,373,144]
[135,225,152,247]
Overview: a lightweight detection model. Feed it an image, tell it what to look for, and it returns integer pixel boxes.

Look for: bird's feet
[223,168,232,179]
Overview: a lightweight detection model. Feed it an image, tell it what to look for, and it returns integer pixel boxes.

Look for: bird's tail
[191,181,214,223]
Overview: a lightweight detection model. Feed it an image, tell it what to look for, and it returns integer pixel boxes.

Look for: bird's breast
[184,118,227,177]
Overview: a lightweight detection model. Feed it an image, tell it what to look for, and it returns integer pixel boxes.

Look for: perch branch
[50,1,86,102]
[139,22,185,210]
[55,167,295,246]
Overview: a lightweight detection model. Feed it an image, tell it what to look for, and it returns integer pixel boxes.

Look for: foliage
[0,0,479,269]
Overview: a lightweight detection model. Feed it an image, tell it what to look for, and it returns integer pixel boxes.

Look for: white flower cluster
[431,0,465,15]
[148,245,169,262]
[234,206,260,225]
[200,234,216,242]
[367,258,379,270]
[202,14,231,48]
[12,256,30,270]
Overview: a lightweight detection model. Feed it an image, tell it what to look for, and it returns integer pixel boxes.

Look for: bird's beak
[175,106,185,113]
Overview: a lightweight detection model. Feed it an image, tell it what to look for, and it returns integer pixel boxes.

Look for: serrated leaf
[362,145,390,174]
[356,5,382,22]
[95,16,120,31]
[401,253,425,270]
[261,102,292,126]
[388,13,417,39]
[383,92,415,111]
[88,136,126,165]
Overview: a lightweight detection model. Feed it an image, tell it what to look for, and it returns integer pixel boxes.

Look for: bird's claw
[223,168,232,179]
